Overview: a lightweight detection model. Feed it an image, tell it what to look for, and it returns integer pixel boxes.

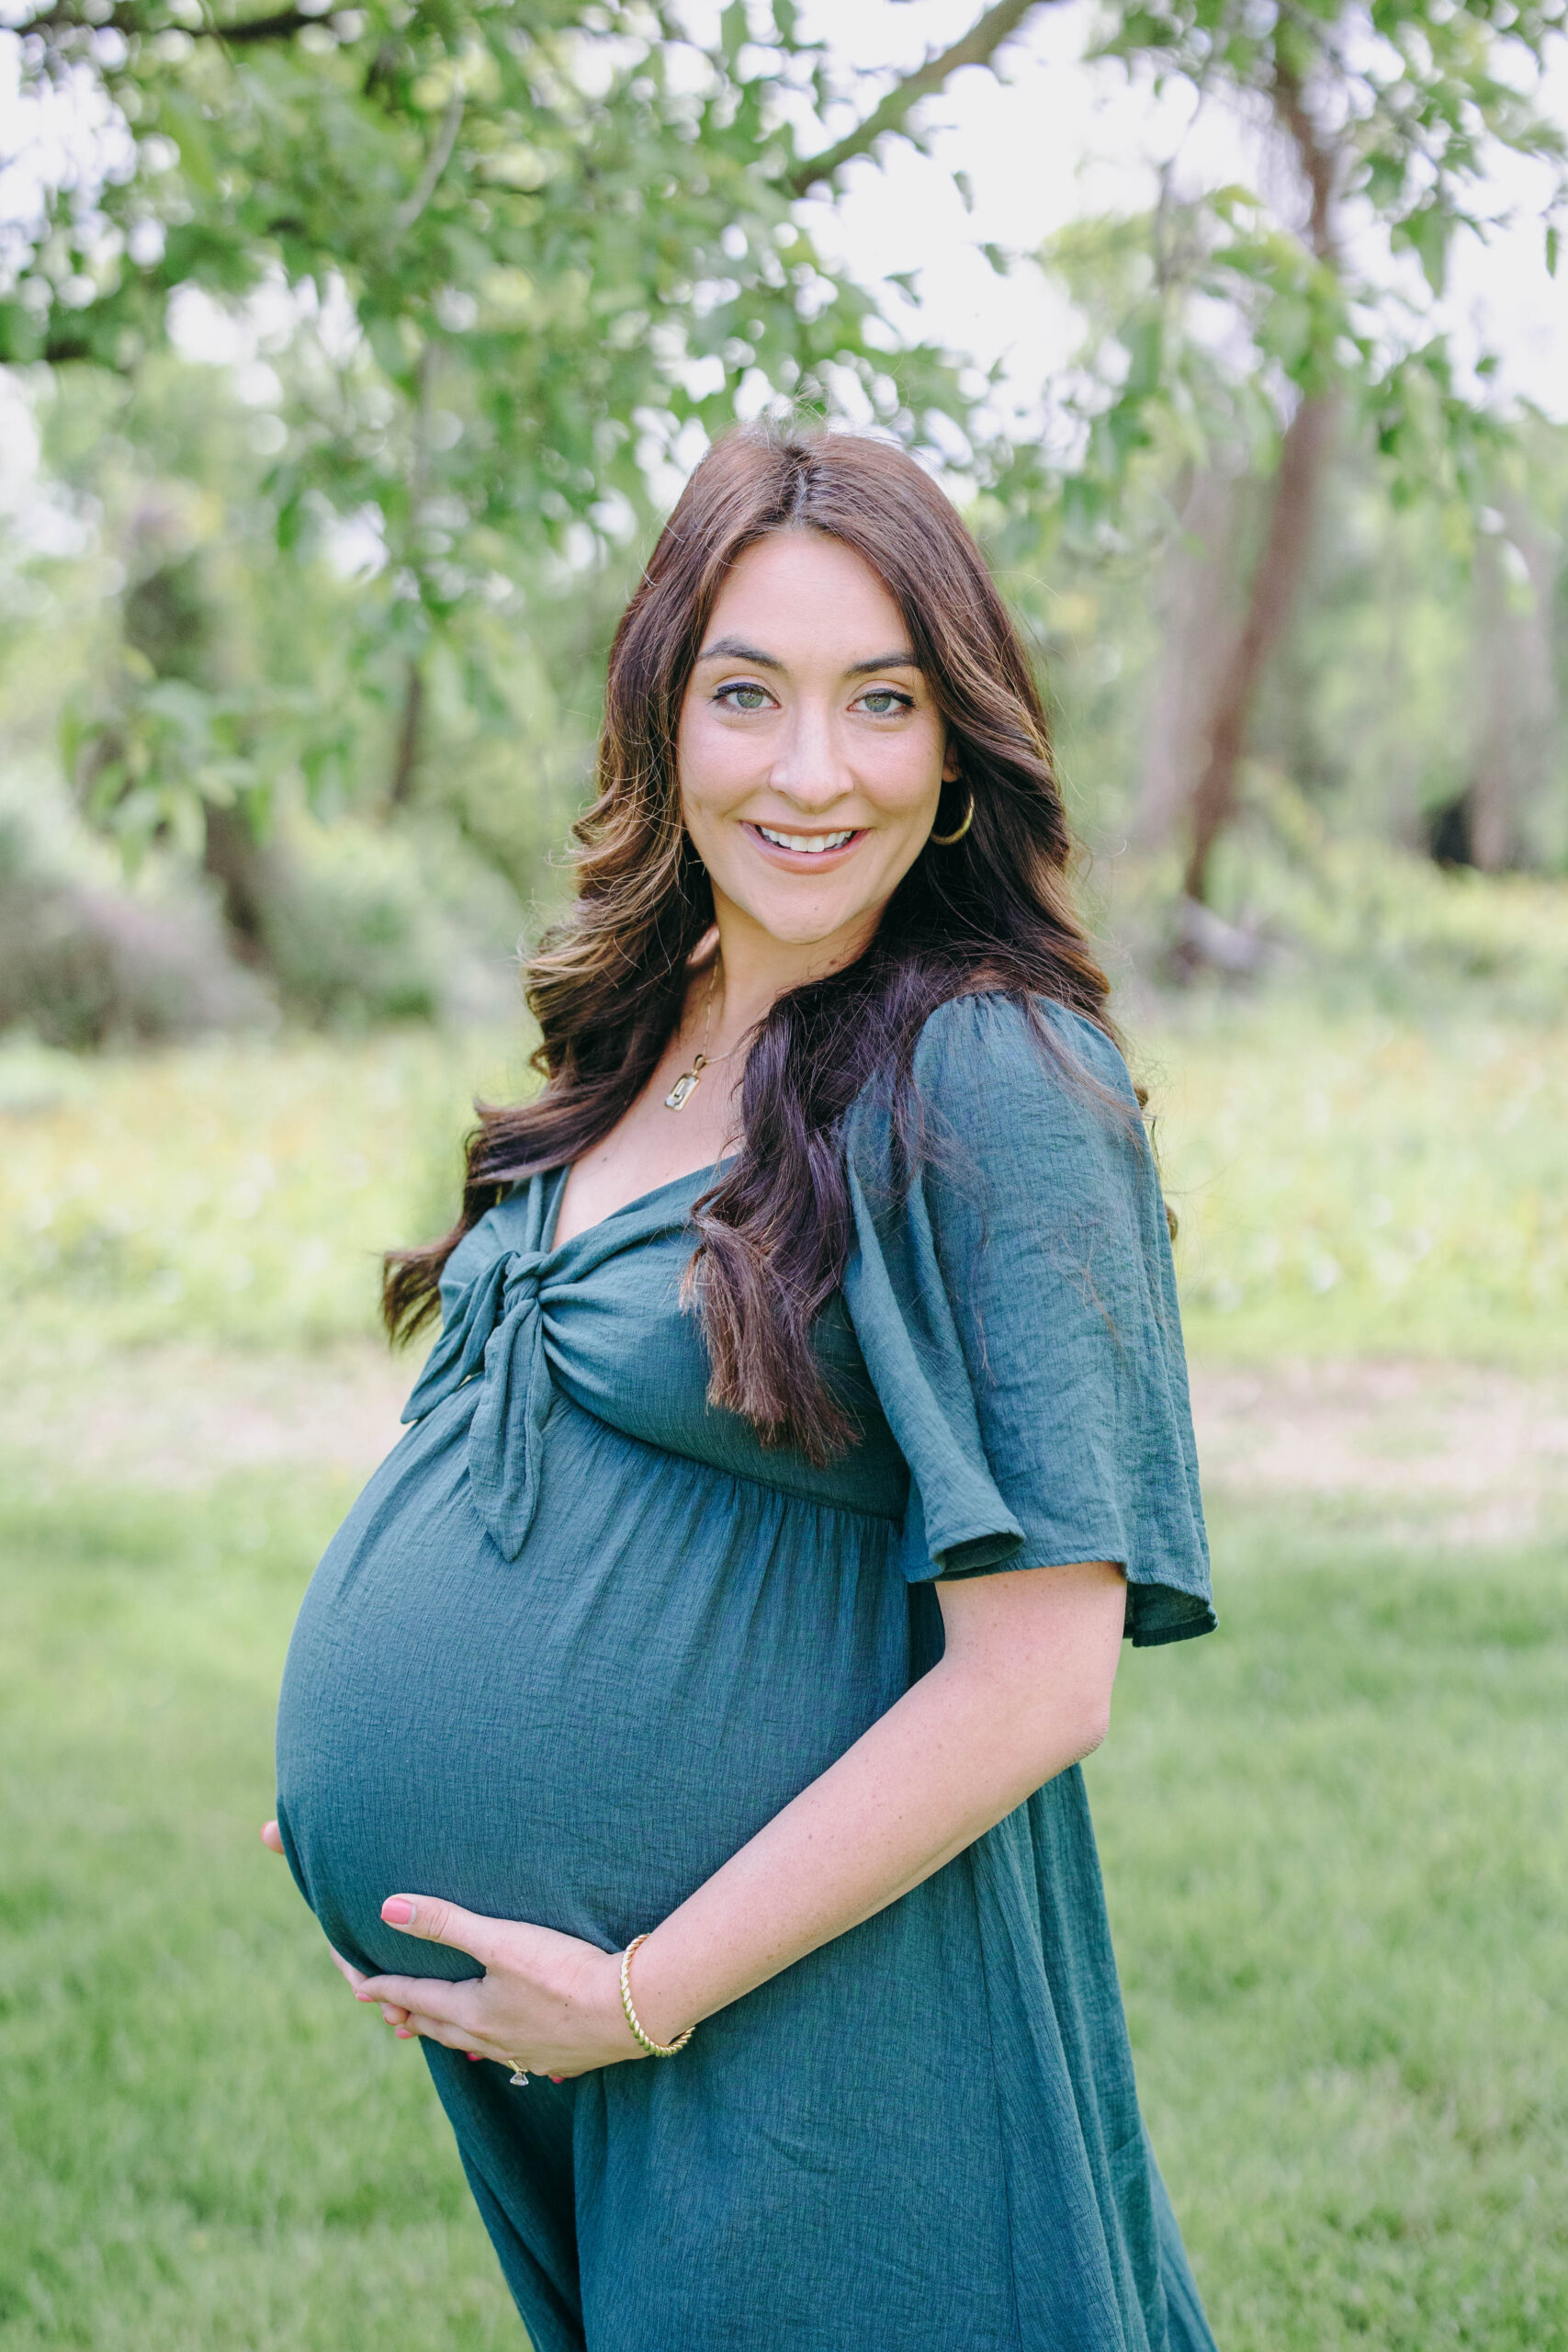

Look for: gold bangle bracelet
[618,1933,696,2059]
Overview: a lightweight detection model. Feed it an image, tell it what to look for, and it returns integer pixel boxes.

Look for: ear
[942,735,961,785]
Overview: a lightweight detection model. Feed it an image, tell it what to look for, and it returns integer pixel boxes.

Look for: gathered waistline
[429,1366,908,1535]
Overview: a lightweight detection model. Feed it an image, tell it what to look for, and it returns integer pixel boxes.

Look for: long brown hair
[385,424,1113,1459]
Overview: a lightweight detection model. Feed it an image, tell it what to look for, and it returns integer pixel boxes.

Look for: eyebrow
[695,635,921,675]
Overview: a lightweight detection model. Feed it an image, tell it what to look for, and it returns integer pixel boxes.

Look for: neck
[705,893,880,1042]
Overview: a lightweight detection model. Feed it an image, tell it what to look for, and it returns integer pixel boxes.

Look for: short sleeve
[840,993,1213,1648]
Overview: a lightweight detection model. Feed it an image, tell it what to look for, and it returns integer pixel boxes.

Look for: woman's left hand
[260,1823,641,2079]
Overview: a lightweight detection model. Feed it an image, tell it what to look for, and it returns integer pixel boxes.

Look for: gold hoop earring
[929,796,974,848]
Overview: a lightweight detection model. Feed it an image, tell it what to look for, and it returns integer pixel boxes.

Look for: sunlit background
[2,2,1565,2346]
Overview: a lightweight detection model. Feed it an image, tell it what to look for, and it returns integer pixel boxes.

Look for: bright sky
[790,0,1568,424]
[2,0,1567,434]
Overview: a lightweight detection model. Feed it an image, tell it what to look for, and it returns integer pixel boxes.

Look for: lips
[756,825,856,854]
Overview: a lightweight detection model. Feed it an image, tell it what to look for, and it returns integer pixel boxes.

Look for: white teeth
[757,826,855,854]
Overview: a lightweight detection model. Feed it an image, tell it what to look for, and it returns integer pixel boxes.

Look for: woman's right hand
[258,1820,635,2075]
[259,1817,416,2030]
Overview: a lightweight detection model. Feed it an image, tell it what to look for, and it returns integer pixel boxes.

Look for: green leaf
[719,2,749,66]
[1400,200,1453,300]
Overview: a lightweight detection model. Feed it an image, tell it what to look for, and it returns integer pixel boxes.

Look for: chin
[752,905,867,948]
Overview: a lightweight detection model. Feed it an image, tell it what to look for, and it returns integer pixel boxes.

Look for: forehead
[703,530,908,660]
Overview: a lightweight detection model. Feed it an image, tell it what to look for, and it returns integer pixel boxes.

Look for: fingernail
[467,2052,482,2063]
[395,2025,413,2038]
[382,1898,417,1927]
[549,2074,564,2083]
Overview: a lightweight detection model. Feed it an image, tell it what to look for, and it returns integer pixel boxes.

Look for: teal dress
[275,995,1218,2352]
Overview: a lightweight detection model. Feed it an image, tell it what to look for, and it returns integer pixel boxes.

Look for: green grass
[0,1468,521,2352]
[2,1458,1562,2351]
[1154,1007,1568,1364]
[3,1001,1565,1367]
[0,1026,525,1352]
[3,987,1564,2345]
[1096,1504,1568,2349]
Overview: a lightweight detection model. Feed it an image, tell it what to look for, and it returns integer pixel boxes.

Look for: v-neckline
[545,1159,722,1254]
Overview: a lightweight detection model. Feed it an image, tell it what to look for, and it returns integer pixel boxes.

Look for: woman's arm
[309,1558,1125,2075]
[629,1555,1123,2044]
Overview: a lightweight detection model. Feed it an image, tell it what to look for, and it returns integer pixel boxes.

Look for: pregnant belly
[275,1391,914,1981]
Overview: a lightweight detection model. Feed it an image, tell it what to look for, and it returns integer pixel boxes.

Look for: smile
[754,826,858,854]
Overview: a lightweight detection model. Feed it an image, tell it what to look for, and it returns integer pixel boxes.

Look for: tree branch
[211,9,310,44]
[22,3,310,42]
[1174,49,1346,913]
[1179,390,1339,904]
[785,0,1049,198]
[389,87,464,243]
[1272,56,1338,265]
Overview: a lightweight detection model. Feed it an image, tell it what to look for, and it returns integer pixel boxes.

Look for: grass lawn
[1098,1504,1568,2350]
[2,994,1564,2346]
[0,1468,522,2352]
[1,1455,1563,2351]
[2,1002,1565,1368]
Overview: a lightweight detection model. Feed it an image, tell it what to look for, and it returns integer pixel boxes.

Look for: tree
[1469,493,1559,868]
[5,0,1044,909]
[999,0,1568,913]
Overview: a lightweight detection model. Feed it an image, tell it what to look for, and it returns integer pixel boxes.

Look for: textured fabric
[275,993,1219,2352]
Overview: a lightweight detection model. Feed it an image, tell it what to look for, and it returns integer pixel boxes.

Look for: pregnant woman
[268,425,1218,2352]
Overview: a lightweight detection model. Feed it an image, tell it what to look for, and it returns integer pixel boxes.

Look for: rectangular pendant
[663,1070,701,1111]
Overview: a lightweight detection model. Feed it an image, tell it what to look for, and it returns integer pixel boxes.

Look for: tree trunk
[1137,467,1243,851]
[202,800,282,962]
[1470,513,1556,872]
[1177,52,1342,912]
[388,338,434,811]
[388,655,425,810]
[1180,390,1337,904]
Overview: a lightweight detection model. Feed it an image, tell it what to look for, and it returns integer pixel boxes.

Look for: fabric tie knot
[400,1248,555,1560]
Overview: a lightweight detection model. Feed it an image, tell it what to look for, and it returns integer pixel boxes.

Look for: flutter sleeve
[840,992,1213,1648]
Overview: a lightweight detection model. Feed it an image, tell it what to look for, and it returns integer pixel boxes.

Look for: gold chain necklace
[663,956,740,1112]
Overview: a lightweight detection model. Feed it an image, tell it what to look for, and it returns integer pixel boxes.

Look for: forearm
[629,1560,1124,2046]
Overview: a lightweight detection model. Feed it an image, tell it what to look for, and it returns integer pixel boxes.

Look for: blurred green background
[3,0,1566,2346]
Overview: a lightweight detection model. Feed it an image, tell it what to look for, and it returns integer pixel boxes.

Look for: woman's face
[677,529,957,959]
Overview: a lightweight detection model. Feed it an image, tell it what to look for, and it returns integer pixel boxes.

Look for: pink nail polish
[382,1897,417,1927]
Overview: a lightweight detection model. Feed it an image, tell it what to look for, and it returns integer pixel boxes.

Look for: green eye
[861,689,911,716]
[718,683,770,711]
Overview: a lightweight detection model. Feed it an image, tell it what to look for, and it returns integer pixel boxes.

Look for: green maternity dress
[275,993,1218,2352]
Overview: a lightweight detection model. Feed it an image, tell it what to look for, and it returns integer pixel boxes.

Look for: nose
[765,697,854,812]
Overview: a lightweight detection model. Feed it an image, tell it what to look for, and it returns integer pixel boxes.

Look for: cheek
[676,710,758,817]
[866,728,948,816]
